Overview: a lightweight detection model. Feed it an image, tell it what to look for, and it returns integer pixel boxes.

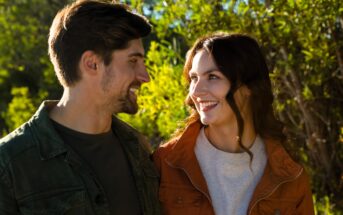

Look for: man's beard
[119,91,138,114]
[101,70,140,115]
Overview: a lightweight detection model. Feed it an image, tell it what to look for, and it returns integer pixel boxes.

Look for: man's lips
[128,87,139,101]
[129,87,138,94]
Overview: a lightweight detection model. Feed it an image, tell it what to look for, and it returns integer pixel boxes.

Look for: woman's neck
[204,120,256,153]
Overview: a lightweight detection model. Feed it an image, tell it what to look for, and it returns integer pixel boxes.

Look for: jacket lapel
[32,101,68,160]
[165,122,212,202]
[248,138,303,213]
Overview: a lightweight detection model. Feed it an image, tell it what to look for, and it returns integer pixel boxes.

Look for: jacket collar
[30,101,68,160]
[31,101,143,162]
[264,138,302,179]
[248,138,303,211]
[165,121,212,201]
[165,121,303,204]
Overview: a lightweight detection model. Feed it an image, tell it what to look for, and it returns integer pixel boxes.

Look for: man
[0,0,160,214]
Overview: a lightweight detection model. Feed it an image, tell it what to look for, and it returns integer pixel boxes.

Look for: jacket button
[274,209,281,215]
[194,198,202,207]
[194,202,201,207]
[95,194,105,205]
[176,196,183,204]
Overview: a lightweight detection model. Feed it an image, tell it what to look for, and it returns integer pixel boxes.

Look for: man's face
[100,38,149,114]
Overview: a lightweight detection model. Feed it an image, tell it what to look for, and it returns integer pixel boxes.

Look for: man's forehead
[114,39,145,56]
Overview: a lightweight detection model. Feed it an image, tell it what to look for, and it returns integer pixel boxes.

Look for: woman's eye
[209,74,218,80]
[190,75,198,81]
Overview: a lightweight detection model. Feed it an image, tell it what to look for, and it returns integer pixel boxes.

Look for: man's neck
[49,88,113,134]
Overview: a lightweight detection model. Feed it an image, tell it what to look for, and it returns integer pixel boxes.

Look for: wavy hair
[174,33,288,160]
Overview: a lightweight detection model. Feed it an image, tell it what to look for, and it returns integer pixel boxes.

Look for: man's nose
[137,64,150,83]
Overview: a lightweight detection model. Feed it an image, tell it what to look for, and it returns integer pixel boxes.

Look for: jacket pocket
[18,187,90,215]
[159,183,202,215]
[255,197,297,215]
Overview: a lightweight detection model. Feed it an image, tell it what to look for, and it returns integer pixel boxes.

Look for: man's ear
[79,50,100,76]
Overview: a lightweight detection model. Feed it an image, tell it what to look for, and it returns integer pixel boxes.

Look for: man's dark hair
[48,0,151,86]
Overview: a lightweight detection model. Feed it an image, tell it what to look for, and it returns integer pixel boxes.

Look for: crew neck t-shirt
[51,119,141,215]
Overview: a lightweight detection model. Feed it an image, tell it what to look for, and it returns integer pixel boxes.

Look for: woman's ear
[242,85,251,97]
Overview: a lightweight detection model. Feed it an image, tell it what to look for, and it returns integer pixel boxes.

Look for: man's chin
[122,102,138,114]
[123,108,138,114]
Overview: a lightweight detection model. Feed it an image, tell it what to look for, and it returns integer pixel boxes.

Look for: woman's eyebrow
[189,69,218,76]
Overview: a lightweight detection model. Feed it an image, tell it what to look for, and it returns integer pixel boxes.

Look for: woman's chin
[200,116,211,126]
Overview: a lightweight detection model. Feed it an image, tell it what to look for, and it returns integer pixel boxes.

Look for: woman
[153,33,314,215]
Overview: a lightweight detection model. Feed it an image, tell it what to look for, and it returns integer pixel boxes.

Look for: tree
[0,0,68,133]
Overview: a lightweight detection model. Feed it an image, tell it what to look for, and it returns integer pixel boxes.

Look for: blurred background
[0,0,342,213]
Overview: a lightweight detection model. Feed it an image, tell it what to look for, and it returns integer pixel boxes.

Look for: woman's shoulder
[263,137,305,179]
[153,121,202,159]
[152,137,180,172]
[154,137,179,156]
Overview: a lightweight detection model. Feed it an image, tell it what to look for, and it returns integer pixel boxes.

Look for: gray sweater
[195,128,267,215]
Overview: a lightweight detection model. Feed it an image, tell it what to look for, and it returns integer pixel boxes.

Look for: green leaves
[0,0,68,133]
[2,87,35,132]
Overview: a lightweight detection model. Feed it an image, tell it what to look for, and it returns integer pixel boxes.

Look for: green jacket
[0,101,160,215]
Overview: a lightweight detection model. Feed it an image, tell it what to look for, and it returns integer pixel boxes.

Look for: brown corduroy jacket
[153,121,315,215]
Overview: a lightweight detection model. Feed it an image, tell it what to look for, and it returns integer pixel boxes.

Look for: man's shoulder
[0,122,36,169]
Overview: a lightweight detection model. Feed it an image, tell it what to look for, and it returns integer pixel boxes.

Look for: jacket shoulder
[295,167,312,193]
[153,138,179,165]
[155,138,178,153]
[0,122,36,170]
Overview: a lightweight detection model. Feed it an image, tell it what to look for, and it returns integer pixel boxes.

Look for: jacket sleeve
[137,133,153,155]
[152,148,161,175]
[0,171,20,214]
[295,170,315,215]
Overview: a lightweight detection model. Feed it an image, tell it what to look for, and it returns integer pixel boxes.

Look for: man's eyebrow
[128,52,144,58]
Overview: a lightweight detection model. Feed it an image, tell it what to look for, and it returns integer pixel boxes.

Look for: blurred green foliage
[2,87,35,131]
[0,0,67,134]
[0,0,342,213]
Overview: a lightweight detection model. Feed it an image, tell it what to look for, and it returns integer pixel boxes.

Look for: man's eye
[130,58,138,63]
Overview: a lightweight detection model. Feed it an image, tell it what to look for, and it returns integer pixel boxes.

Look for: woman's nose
[190,80,207,97]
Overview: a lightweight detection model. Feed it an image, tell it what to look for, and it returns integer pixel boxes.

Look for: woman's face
[189,49,250,127]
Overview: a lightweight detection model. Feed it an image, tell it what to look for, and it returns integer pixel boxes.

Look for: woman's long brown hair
[171,33,289,161]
